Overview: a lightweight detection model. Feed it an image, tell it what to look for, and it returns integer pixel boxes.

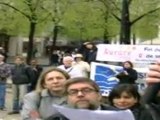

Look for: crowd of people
[0,42,160,120]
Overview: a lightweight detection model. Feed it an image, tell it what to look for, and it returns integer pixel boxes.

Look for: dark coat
[143,83,160,120]
[30,65,43,90]
[11,64,34,84]
[116,68,138,84]
[45,104,118,120]
[78,44,97,64]
[130,104,153,120]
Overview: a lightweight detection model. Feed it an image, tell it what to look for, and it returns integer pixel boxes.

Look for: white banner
[96,44,160,63]
[53,105,135,120]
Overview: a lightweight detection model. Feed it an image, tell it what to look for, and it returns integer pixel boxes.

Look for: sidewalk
[1,87,21,120]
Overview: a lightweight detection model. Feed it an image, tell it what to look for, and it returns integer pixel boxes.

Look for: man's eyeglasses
[67,88,98,96]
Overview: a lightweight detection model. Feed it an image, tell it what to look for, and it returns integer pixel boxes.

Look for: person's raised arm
[143,61,160,104]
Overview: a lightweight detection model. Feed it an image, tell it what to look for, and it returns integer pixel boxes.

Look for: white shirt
[73,61,90,77]
[57,65,85,78]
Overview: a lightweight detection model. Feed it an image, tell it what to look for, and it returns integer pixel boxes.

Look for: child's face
[112,92,138,109]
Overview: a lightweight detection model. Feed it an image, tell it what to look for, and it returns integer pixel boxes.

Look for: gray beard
[75,104,98,110]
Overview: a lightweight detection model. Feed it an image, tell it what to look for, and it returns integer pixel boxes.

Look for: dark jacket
[78,44,97,64]
[143,83,160,120]
[11,64,34,84]
[30,65,43,90]
[116,68,138,84]
[129,104,153,120]
[0,63,11,83]
[45,104,118,120]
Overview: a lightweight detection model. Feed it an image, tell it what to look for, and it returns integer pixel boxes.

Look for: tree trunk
[103,29,110,44]
[51,25,58,53]
[26,22,36,64]
[120,0,131,44]
[49,25,59,65]
[133,33,136,44]
[103,10,110,44]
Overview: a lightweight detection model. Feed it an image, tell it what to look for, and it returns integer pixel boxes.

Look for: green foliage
[0,0,160,42]
[133,15,159,40]
[130,0,160,40]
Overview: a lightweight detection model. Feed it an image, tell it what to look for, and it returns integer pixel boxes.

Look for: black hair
[123,61,133,68]
[108,84,140,105]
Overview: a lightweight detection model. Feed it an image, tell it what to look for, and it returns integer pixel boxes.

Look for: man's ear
[98,93,102,101]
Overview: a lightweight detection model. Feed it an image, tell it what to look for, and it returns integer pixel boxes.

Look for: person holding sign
[116,61,138,84]
[108,84,153,120]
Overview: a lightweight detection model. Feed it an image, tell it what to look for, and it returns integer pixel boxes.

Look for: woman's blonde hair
[15,55,25,61]
[36,67,70,92]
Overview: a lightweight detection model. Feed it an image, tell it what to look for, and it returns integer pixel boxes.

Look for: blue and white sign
[90,62,148,96]
[90,62,123,96]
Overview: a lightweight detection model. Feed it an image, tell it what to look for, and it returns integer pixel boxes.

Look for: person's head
[36,67,70,95]
[14,56,25,65]
[74,54,83,62]
[123,61,133,69]
[0,54,4,62]
[30,59,38,66]
[84,42,94,49]
[108,84,140,109]
[64,77,101,110]
[62,56,73,67]
[0,47,4,53]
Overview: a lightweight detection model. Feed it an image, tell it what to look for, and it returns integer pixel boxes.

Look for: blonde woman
[21,67,70,120]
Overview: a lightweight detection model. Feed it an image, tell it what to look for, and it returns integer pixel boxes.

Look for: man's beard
[74,103,98,110]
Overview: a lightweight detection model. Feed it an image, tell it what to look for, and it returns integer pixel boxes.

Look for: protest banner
[53,105,135,120]
[90,62,148,96]
[90,62,122,96]
[96,44,160,63]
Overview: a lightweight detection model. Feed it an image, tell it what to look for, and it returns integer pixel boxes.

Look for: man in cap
[73,54,90,77]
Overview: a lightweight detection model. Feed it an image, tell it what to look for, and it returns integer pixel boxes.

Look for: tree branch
[111,12,121,22]
[0,2,30,19]
[128,0,133,5]
[38,12,51,23]
[40,0,70,24]
[33,0,42,11]
[23,0,34,13]
[40,6,54,20]
[99,0,121,22]
[131,7,160,25]
[108,0,122,13]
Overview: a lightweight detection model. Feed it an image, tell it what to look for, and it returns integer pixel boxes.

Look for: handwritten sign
[96,44,160,63]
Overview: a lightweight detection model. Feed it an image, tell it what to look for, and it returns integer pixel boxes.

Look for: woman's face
[112,92,138,109]
[123,62,131,69]
[44,71,67,93]
[86,44,93,49]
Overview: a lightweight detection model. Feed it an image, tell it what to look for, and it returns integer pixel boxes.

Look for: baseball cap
[75,54,83,58]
